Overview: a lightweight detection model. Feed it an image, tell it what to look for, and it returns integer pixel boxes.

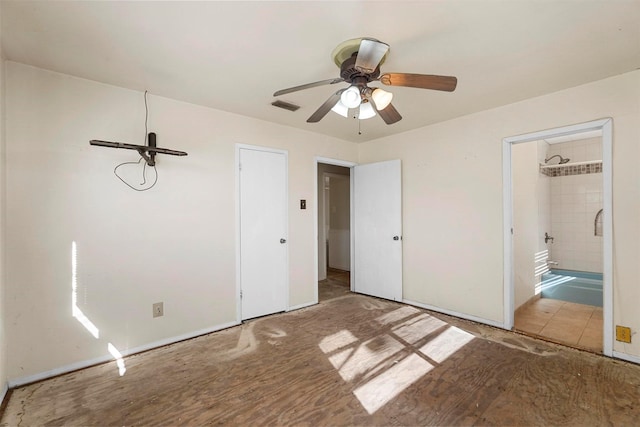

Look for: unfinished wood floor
[2,277,640,426]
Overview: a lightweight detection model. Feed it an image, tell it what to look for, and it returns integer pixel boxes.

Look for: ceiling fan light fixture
[358,101,376,120]
[331,100,349,117]
[372,88,393,110]
[340,86,362,109]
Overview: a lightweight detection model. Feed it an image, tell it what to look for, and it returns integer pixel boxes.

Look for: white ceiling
[2,1,639,143]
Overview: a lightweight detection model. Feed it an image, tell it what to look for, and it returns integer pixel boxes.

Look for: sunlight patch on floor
[319,329,358,354]
[419,326,474,363]
[392,313,447,344]
[330,335,404,382]
[354,353,434,414]
[319,305,476,415]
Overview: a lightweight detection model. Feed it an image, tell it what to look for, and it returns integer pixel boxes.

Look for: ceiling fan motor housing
[340,53,380,83]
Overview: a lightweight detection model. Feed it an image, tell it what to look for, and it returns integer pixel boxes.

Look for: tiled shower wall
[546,137,603,273]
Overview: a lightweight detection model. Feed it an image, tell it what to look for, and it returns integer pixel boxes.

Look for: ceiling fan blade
[273,78,344,97]
[375,103,402,125]
[307,90,344,123]
[355,38,389,74]
[380,73,457,92]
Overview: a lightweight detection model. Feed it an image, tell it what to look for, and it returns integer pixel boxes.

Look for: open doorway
[317,163,351,302]
[503,118,613,356]
[511,132,604,353]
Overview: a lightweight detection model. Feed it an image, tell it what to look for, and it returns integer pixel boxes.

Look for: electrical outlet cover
[616,325,631,343]
[153,302,164,318]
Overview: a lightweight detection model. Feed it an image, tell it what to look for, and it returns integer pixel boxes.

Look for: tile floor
[514,297,603,353]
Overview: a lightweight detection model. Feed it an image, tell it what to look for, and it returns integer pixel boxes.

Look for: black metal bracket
[90,132,187,166]
[137,133,157,166]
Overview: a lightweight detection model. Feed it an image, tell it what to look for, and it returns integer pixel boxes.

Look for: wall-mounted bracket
[89,132,187,166]
[137,133,157,166]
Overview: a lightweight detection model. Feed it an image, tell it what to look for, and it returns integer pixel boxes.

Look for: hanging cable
[113,90,158,191]
[113,157,158,191]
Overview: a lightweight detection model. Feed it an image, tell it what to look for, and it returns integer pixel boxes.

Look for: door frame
[502,118,613,356]
[236,144,289,323]
[314,157,357,304]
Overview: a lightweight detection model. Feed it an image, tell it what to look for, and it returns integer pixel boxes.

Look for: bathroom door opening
[503,119,613,357]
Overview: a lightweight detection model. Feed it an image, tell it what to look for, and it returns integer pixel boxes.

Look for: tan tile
[591,307,603,320]
[585,316,603,332]
[517,306,555,321]
[532,298,564,314]
[539,323,581,345]
[547,313,590,331]
[561,301,596,315]
[578,329,603,352]
[514,315,547,335]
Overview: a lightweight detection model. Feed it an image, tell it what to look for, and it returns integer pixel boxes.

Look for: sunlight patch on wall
[353,353,434,414]
[71,241,99,339]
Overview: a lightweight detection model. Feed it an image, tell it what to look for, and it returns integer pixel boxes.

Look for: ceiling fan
[273,37,457,125]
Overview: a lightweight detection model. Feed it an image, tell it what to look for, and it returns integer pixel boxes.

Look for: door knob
[393,236,400,241]
[280,238,287,244]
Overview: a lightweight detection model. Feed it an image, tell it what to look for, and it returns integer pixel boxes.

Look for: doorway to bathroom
[503,119,613,356]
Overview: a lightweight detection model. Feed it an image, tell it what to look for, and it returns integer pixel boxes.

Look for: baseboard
[612,350,640,365]
[8,320,240,388]
[287,301,317,311]
[403,299,505,329]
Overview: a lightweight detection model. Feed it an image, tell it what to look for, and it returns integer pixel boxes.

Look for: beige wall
[4,61,640,385]
[358,70,640,358]
[0,5,7,398]
[4,62,358,383]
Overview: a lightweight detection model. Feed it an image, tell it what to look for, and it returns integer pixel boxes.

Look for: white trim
[8,320,239,388]
[236,144,289,322]
[503,118,613,357]
[314,157,357,303]
[601,120,613,357]
[287,301,317,312]
[612,351,640,365]
[403,299,505,329]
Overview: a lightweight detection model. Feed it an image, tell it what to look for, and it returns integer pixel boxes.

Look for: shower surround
[545,137,603,273]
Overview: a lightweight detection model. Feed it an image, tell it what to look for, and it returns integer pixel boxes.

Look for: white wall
[358,70,640,359]
[328,175,350,271]
[4,62,358,383]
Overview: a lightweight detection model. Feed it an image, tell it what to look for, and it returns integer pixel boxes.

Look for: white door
[353,159,403,301]
[239,147,288,320]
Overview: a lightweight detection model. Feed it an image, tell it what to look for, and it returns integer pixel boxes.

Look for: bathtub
[540,269,603,307]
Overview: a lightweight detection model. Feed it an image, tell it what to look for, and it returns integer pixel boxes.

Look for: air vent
[271,100,300,112]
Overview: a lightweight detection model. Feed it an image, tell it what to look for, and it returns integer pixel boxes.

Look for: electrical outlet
[153,302,164,318]
[616,325,631,343]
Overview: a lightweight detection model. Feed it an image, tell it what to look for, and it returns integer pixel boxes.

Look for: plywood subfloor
[2,291,640,426]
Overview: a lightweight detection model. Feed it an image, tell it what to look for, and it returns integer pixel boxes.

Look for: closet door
[353,159,402,301]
